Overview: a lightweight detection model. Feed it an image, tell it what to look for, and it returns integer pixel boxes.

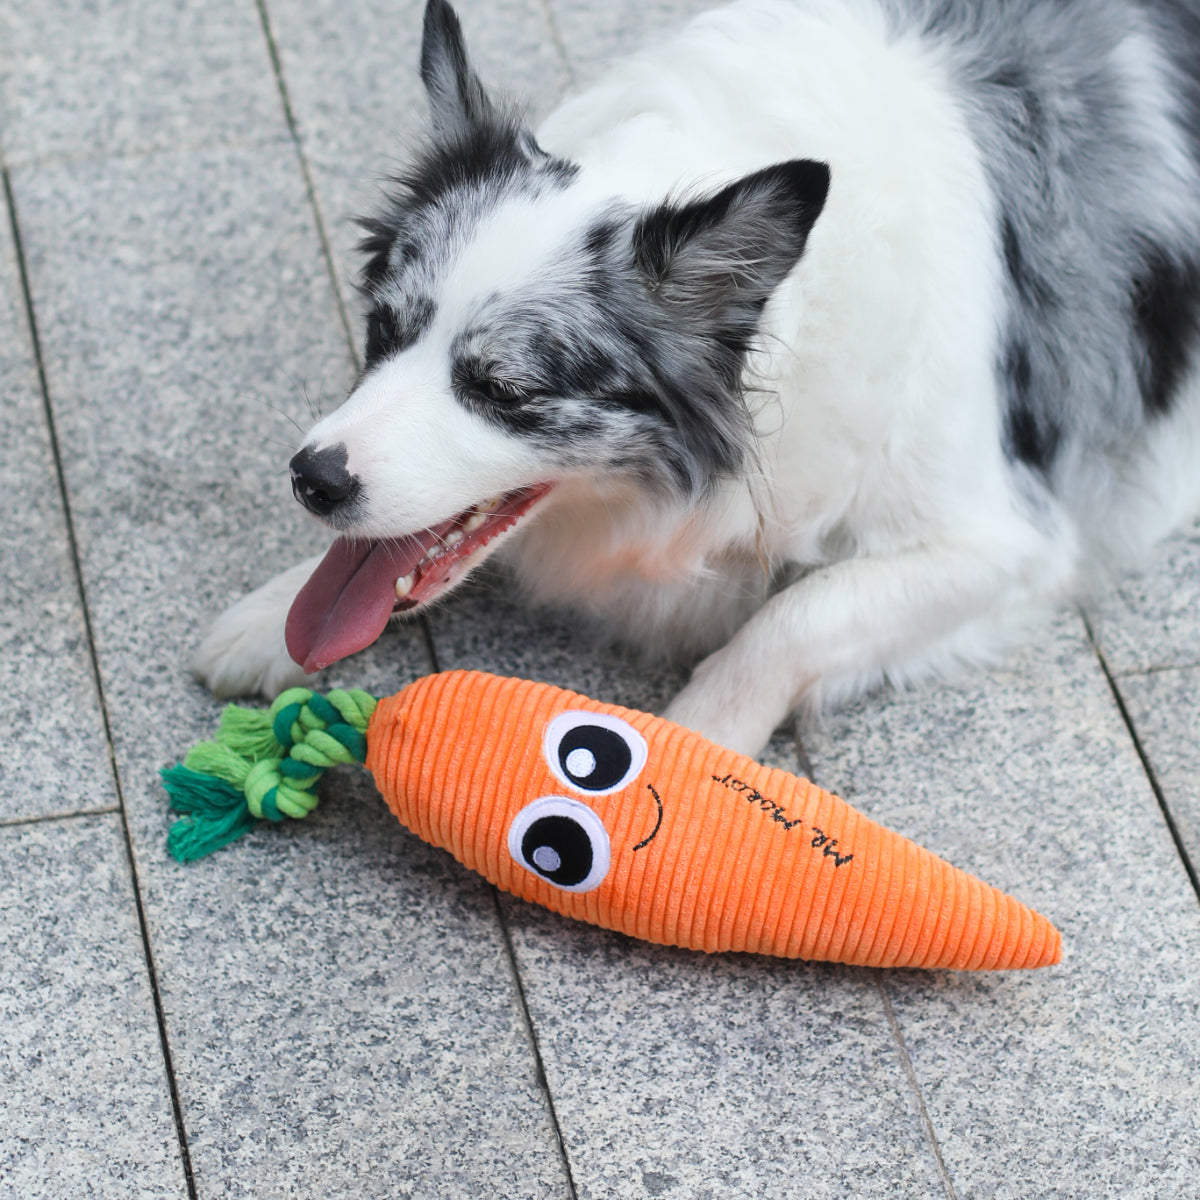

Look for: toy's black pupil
[521,816,593,886]
[558,725,632,791]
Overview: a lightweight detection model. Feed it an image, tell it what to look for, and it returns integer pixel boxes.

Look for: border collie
[196,0,1200,756]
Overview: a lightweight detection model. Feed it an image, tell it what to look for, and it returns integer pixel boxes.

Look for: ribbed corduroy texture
[366,671,1061,969]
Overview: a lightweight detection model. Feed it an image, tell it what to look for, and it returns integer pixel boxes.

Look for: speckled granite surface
[0,816,185,1198]
[0,179,115,823]
[1,2,1198,1197]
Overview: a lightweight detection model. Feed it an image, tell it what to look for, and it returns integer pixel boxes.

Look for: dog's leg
[663,535,1073,757]
[192,555,324,698]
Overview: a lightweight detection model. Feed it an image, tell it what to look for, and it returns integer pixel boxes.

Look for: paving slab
[429,578,950,1200]
[0,172,115,822]
[804,612,1200,1200]
[0,0,285,165]
[8,2,1199,1197]
[0,814,185,1199]
[13,146,570,1197]
[1117,666,1200,878]
[1085,515,1200,676]
[264,0,568,312]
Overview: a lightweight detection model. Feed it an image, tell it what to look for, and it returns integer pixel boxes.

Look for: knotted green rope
[162,687,378,863]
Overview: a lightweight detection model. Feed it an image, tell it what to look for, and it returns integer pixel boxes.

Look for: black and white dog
[197,0,1200,756]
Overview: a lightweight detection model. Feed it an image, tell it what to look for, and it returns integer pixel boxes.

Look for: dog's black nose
[289,443,360,517]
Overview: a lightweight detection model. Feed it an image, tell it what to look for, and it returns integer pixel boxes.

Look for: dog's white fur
[197,0,1200,755]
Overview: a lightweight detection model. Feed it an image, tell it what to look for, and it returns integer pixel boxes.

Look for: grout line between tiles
[0,806,121,831]
[536,0,577,88]
[255,0,361,371]
[877,977,960,1200]
[493,892,581,1200]
[1,133,292,174]
[1111,659,1200,679]
[1083,613,1200,904]
[3,164,199,1200]
[805,748,951,1191]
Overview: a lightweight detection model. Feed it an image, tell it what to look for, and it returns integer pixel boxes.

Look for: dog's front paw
[193,556,323,699]
[663,648,792,759]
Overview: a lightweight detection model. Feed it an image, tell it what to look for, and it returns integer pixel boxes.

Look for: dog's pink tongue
[286,538,416,673]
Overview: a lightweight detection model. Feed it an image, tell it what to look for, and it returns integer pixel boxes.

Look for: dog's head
[285,0,829,673]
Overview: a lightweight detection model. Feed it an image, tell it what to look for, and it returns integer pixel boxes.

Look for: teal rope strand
[162,687,378,862]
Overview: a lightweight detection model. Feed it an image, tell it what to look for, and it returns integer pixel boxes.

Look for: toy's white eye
[507,796,611,892]
[543,710,648,795]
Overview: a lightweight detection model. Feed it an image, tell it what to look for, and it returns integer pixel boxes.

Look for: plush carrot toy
[163,670,1061,970]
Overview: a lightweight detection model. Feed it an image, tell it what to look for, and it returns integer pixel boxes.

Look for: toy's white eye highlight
[507,796,612,892]
[543,710,648,795]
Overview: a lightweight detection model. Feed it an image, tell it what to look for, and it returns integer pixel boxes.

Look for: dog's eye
[472,376,526,405]
[364,309,398,364]
[543,710,648,795]
[507,796,611,892]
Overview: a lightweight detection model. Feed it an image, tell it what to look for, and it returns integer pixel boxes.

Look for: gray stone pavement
[1,1,1198,1197]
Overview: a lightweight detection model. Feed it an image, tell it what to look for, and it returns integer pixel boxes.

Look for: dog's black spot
[1001,216,1023,289]
[358,218,398,293]
[1000,213,1057,312]
[363,308,395,365]
[597,388,661,415]
[527,326,618,396]
[1006,338,1033,400]
[356,122,577,297]
[984,62,1027,93]
[363,296,436,366]
[1132,248,1200,417]
[1004,402,1061,475]
[1001,339,1061,474]
[585,219,619,258]
[405,123,575,210]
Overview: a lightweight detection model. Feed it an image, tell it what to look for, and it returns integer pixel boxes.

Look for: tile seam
[806,741,954,1192]
[2,163,199,1200]
[493,891,581,1200]
[1111,660,1200,679]
[0,805,121,831]
[876,975,961,1200]
[0,133,293,174]
[254,0,360,369]
[1082,612,1200,903]
[537,0,578,88]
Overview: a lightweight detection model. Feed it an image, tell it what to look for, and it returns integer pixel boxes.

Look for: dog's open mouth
[285,483,553,673]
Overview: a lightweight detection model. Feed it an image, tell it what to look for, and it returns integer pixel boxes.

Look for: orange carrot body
[366,671,1061,969]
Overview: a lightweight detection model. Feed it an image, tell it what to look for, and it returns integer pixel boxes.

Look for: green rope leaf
[162,764,257,863]
[168,803,259,863]
[215,705,283,761]
[183,741,253,789]
[163,687,380,862]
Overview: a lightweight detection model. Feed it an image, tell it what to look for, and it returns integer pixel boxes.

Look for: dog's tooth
[477,496,501,512]
[394,574,415,599]
[444,529,463,547]
[463,511,488,532]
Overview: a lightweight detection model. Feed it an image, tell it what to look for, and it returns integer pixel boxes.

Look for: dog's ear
[420,0,496,140]
[633,161,830,318]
